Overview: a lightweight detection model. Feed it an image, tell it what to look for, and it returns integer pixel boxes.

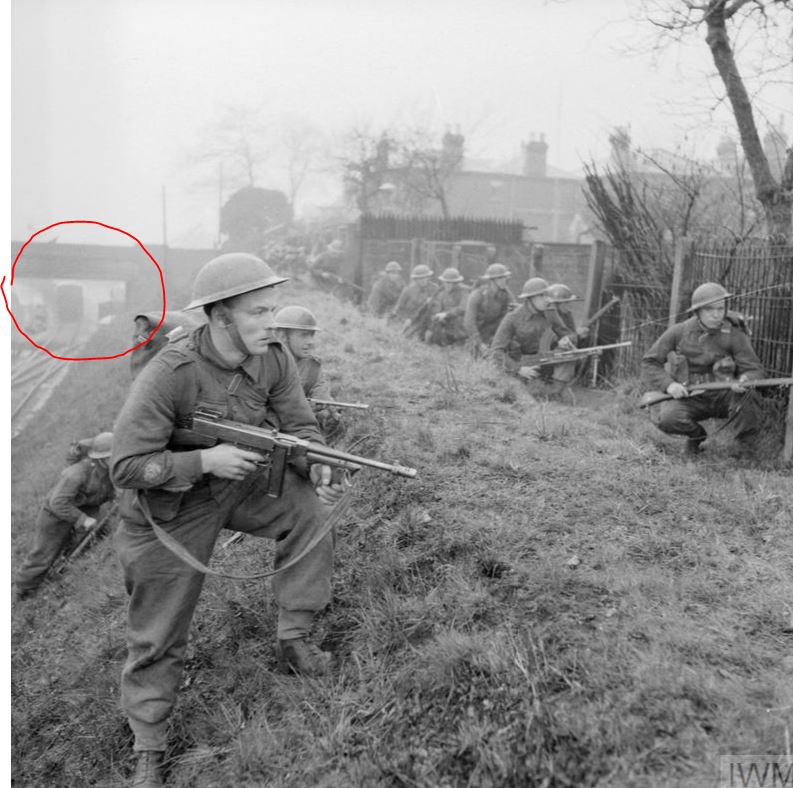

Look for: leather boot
[131,750,164,788]
[685,427,707,456]
[277,638,331,676]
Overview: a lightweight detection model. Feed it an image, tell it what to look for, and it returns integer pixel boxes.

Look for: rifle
[191,408,416,498]
[52,501,119,575]
[583,296,620,330]
[402,295,436,339]
[639,377,793,408]
[313,270,365,293]
[308,398,370,411]
[522,341,632,370]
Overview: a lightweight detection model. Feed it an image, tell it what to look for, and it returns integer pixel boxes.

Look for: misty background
[11,0,791,249]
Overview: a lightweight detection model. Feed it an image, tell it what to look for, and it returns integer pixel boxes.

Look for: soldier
[641,282,764,456]
[491,277,575,393]
[15,432,115,600]
[273,305,342,439]
[390,264,440,336]
[545,283,590,388]
[367,260,406,317]
[110,253,346,787]
[307,239,345,291]
[130,311,203,380]
[463,263,516,356]
[546,284,590,342]
[425,267,469,346]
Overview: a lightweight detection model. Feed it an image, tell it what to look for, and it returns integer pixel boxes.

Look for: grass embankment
[11,281,793,788]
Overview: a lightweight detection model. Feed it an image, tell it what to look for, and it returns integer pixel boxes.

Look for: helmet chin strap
[215,304,252,358]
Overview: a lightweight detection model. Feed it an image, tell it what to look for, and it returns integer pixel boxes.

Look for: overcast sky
[10,0,792,248]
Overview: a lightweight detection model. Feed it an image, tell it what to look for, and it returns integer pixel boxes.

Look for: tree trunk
[705,0,792,238]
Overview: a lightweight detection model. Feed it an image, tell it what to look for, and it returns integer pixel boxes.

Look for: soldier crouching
[641,282,765,456]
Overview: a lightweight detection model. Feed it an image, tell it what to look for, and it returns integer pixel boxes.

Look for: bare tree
[397,129,464,220]
[194,105,273,191]
[337,128,396,214]
[640,0,793,237]
[280,118,326,212]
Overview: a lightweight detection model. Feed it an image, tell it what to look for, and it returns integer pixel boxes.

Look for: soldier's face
[493,276,508,290]
[698,300,726,329]
[387,271,401,282]
[529,294,550,311]
[225,288,279,354]
[285,329,316,360]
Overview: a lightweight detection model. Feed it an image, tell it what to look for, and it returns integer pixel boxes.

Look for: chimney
[441,127,465,171]
[522,132,548,177]
[609,126,632,171]
[716,136,737,173]
[763,116,788,180]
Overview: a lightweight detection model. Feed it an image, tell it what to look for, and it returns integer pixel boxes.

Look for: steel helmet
[184,253,287,311]
[688,282,731,312]
[546,283,582,303]
[88,432,113,459]
[439,267,464,283]
[273,305,322,332]
[517,277,550,300]
[385,260,403,273]
[483,263,511,279]
[410,264,434,279]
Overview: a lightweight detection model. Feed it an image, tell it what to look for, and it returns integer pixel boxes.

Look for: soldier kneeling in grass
[273,305,343,440]
[490,277,576,398]
[14,432,115,600]
[641,282,765,457]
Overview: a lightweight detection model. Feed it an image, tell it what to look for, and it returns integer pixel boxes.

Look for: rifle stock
[584,296,620,329]
[639,377,793,408]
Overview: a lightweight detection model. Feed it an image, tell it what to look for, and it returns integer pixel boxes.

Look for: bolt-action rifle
[51,501,119,576]
[191,408,416,498]
[639,377,793,408]
[582,296,620,330]
[522,341,632,371]
[308,398,369,411]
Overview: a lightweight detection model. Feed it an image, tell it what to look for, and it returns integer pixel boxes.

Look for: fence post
[583,240,607,323]
[410,238,421,270]
[785,386,793,464]
[668,237,693,327]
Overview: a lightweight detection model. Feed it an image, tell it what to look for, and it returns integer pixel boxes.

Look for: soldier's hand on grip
[200,444,266,480]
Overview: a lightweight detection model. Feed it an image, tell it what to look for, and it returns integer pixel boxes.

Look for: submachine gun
[191,408,416,498]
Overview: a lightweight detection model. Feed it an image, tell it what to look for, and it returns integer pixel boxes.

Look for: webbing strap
[135,489,350,581]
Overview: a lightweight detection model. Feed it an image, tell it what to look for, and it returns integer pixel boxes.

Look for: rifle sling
[135,488,348,581]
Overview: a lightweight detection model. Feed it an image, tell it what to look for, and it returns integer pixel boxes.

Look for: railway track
[11,323,89,439]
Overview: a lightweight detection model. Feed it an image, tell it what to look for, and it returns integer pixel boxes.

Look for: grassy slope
[11,282,793,788]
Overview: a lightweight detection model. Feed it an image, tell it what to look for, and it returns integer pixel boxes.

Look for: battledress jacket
[641,316,764,391]
[295,356,333,401]
[367,274,405,316]
[491,302,573,371]
[463,285,516,344]
[111,325,322,525]
[391,281,440,320]
[44,458,115,527]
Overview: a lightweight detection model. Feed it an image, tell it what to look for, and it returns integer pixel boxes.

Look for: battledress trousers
[111,326,332,752]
